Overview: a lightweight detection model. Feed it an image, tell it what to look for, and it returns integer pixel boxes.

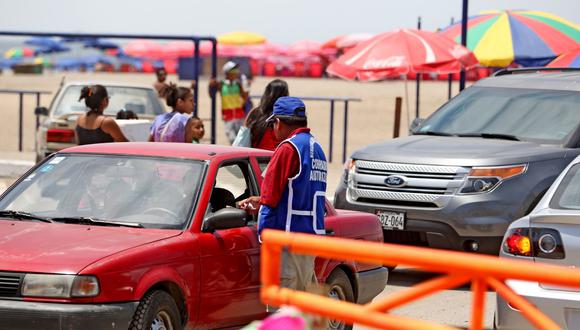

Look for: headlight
[459,164,526,194]
[22,274,99,298]
[343,159,356,185]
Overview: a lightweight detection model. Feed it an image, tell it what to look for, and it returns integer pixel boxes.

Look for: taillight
[503,227,565,259]
[47,129,75,143]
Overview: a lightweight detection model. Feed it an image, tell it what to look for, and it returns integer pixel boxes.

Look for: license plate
[376,210,405,230]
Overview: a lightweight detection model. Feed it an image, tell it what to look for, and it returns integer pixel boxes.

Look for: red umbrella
[124,40,164,58]
[286,40,323,56]
[327,28,477,81]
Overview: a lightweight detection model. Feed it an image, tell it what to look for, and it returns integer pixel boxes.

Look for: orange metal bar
[487,278,560,330]
[469,278,487,330]
[365,274,470,312]
[260,230,580,329]
[262,286,459,330]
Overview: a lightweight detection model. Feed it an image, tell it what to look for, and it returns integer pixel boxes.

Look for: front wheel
[129,290,181,330]
[326,269,354,330]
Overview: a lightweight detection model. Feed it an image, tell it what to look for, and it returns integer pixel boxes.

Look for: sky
[0,0,578,45]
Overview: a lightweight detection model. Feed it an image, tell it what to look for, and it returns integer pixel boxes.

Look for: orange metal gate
[260,229,580,330]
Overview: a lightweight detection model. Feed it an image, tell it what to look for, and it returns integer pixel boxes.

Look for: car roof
[63,81,155,91]
[59,142,273,161]
[475,72,580,92]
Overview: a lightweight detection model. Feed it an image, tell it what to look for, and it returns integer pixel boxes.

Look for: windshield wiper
[51,217,143,228]
[0,210,54,223]
[456,133,520,141]
[413,130,455,137]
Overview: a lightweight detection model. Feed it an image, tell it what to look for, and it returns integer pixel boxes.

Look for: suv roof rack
[494,67,580,77]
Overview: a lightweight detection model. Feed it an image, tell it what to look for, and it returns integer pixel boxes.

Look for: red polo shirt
[259,128,311,208]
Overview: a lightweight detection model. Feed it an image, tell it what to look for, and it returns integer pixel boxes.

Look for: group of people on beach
[75,60,290,152]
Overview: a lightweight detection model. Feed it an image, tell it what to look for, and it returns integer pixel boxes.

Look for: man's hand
[237,196,261,215]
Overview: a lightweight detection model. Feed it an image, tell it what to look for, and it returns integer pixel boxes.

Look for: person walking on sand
[238,96,327,292]
[244,79,289,150]
[149,84,194,142]
[75,85,128,145]
[209,61,248,144]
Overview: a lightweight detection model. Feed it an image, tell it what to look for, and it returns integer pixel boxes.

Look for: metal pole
[416,16,422,119]
[328,100,335,163]
[342,100,349,164]
[394,97,402,138]
[18,92,23,152]
[448,74,453,100]
[459,0,469,91]
[210,40,218,144]
[193,39,200,117]
[35,92,41,129]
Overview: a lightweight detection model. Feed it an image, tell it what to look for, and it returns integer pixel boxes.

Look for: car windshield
[53,85,165,117]
[416,87,580,145]
[550,163,580,210]
[0,154,204,229]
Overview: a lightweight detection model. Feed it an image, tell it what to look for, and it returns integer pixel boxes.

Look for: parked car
[0,143,387,330]
[334,68,580,254]
[496,154,580,329]
[35,81,166,161]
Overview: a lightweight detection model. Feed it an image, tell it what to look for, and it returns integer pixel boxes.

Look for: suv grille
[348,160,470,208]
[0,272,23,297]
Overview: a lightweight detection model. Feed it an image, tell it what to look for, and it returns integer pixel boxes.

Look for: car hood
[352,136,566,166]
[0,221,181,274]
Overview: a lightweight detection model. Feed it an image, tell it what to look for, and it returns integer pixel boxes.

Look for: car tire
[129,290,181,330]
[326,269,354,330]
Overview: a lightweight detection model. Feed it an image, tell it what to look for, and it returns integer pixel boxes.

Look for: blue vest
[258,131,327,236]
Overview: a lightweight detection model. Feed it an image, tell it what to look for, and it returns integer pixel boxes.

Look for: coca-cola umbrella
[327,28,477,122]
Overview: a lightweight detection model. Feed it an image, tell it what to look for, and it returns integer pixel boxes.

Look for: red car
[0,143,387,330]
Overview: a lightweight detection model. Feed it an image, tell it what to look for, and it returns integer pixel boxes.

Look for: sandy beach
[0,71,467,194]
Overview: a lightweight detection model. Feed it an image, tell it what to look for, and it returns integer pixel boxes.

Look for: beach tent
[547,48,580,68]
[440,10,580,67]
[217,31,266,46]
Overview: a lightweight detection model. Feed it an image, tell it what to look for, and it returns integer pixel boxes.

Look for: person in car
[75,84,129,145]
[238,96,328,292]
[149,84,194,142]
[244,79,289,150]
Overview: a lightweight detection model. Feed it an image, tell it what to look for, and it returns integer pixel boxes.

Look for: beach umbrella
[327,28,477,81]
[286,40,323,56]
[83,38,119,50]
[4,47,34,59]
[124,40,164,58]
[25,37,62,48]
[33,43,70,56]
[217,31,266,46]
[440,10,580,67]
[322,33,375,50]
[547,48,580,68]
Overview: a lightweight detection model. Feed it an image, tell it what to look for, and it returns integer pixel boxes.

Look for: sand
[0,71,467,194]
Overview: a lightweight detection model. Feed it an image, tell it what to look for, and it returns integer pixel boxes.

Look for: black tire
[326,269,354,330]
[129,290,181,330]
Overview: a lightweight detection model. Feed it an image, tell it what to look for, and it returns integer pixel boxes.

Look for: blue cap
[267,96,307,122]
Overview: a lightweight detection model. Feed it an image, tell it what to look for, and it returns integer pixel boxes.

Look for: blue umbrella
[34,44,71,56]
[83,38,119,50]
[24,37,62,48]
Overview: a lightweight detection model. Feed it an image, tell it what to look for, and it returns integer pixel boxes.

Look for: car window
[0,154,203,229]
[208,163,251,214]
[550,164,580,210]
[417,87,580,145]
[53,85,165,117]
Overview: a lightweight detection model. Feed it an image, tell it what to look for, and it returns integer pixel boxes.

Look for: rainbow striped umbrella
[440,10,579,67]
[547,48,580,68]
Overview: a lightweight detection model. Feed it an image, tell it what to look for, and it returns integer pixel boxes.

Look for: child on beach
[186,116,205,144]
[209,61,248,144]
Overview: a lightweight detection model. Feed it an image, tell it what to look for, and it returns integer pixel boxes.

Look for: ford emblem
[385,175,407,188]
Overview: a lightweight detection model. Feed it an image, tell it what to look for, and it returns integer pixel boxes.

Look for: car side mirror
[35,106,49,116]
[409,117,424,135]
[202,207,247,232]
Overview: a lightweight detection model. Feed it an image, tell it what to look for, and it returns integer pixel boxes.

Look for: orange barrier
[260,229,580,330]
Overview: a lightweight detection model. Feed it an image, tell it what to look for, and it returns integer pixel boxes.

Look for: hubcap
[328,284,346,329]
[151,311,173,330]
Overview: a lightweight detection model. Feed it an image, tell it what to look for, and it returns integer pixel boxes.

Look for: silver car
[35,81,165,161]
[496,154,580,329]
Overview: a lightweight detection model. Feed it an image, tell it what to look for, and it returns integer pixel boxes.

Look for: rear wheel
[326,269,354,330]
[129,290,181,330]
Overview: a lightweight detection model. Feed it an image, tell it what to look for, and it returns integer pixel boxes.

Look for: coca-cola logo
[362,56,405,70]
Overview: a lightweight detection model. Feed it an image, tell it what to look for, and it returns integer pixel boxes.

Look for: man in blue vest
[239,96,327,292]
